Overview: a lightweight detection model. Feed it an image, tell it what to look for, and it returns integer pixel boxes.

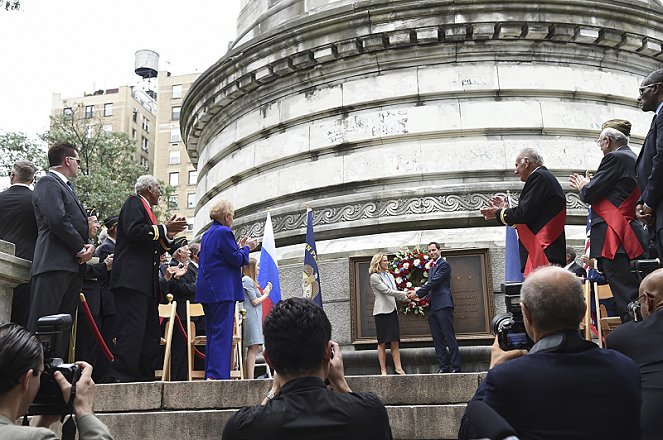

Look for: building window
[141,136,149,151]
[172,84,182,99]
[85,105,94,119]
[131,128,136,140]
[140,156,149,170]
[188,170,198,185]
[169,150,180,165]
[168,195,178,209]
[170,127,180,144]
[171,106,181,121]
[169,172,179,186]
[103,124,113,132]
[142,116,149,132]
[63,107,73,119]
[85,125,93,139]
[132,108,138,123]
[103,103,113,117]
[187,193,196,209]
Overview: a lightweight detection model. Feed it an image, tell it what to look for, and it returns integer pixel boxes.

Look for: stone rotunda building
[182,0,663,346]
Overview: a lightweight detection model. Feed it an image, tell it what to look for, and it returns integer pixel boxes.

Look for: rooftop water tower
[134,49,159,100]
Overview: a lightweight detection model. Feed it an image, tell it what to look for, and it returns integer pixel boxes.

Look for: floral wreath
[388,246,433,316]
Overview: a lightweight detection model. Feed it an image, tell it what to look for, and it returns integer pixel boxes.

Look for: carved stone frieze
[233,192,588,238]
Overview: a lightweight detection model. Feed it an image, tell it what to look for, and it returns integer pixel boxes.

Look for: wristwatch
[266,390,276,400]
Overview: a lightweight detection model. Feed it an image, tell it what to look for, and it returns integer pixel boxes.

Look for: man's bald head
[521,266,585,338]
[639,268,663,318]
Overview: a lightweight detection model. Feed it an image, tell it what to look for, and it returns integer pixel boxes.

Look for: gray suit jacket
[0,414,113,440]
[370,272,408,315]
[32,172,89,276]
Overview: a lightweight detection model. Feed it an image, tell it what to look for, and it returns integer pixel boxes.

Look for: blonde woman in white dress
[369,252,415,375]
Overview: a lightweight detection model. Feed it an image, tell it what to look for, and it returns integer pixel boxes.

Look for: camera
[630,258,661,282]
[491,284,534,351]
[28,314,82,416]
[627,300,643,322]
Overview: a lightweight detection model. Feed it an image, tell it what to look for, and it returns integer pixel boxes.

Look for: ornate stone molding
[232,191,587,239]
[182,1,663,158]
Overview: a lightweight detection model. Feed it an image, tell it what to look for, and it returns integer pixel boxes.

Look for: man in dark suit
[607,268,663,440]
[27,142,94,332]
[481,148,566,276]
[415,242,460,373]
[570,126,647,321]
[636,69,663,258]
[459,266,640,440]
[108,175,187,382]
[564,247,586,278]
[0,161,38,326]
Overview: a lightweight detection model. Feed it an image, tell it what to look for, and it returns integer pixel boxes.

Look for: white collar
[50,169,69,185]
[11,183,32,190]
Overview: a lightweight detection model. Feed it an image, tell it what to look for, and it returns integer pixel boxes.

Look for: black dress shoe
[451,369,462,373]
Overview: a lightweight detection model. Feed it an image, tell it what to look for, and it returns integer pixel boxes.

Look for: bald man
[607,268,663,440]
[459,266,640,440]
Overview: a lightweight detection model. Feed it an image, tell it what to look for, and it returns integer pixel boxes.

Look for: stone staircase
[94,370,487,439]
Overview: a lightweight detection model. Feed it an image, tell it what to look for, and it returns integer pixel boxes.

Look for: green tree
[44,106,172,221]
[3,1,20,11]
[0,131,48,176]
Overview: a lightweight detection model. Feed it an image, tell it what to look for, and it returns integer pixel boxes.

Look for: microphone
[465,401,519,440]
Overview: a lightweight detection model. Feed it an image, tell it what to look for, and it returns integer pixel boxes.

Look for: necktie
[66,180,77,195]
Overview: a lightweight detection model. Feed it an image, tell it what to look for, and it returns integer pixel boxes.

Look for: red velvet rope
[79,294,115,362]
[174,313,206,359]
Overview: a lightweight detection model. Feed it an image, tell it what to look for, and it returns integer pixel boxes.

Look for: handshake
[405,288,420,302]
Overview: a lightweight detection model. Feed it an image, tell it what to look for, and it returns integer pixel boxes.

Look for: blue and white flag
[258,212,280,320]
[303,208,322,306]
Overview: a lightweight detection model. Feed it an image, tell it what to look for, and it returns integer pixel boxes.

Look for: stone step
[93,373,485,440]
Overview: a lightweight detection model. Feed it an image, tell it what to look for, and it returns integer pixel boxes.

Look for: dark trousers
[28,271,82,332]
[110,288,160,382]
[600,254,640,322]
[428,307,461,371]
[203,301,235,380]
[170,302,190,381]
[11,282,31,327]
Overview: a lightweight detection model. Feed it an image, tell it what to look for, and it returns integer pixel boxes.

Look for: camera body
[491,284,534,351]
[28,314,81,416]
[630,258,661,282]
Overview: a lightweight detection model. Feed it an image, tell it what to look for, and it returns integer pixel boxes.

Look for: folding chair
[582,280,593,341]
[155,297,177,381]
[186,300,207,381]
[230,303,244,380]
[593,283,622,347]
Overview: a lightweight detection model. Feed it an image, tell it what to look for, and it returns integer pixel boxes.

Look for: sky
[0,0,242,139]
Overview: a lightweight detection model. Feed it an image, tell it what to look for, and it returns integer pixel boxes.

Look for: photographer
[459,266,640,440]
[607,268,663,440]
[0,323,112,440]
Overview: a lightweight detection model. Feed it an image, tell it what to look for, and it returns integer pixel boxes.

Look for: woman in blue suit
[196,200,258,379]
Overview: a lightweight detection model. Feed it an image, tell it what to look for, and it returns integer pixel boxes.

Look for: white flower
[406,281,412,288]
[403,262,410,269]
[423,272,428,278]
[395,277,402,284]
[425,261,432,269]
[413,258,420,266]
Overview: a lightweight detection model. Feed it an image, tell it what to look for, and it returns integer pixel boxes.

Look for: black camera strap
[60,377,78,440]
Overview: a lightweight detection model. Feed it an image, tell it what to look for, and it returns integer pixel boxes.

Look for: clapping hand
[165,215,188,238]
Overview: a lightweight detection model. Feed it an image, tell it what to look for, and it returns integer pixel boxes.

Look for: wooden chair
[155,297,177,381]
[582,280,593,341]
[593,283,622,347]
[186,300,207,381]
[230,304,244,380]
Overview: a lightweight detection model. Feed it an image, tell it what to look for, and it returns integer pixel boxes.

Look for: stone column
[0,240,31,322]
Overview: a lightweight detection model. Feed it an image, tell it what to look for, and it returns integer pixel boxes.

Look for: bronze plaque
[350,248,494,345]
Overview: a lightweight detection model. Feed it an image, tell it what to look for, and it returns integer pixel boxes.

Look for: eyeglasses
[67,156,81,165]
[639,82,662,94]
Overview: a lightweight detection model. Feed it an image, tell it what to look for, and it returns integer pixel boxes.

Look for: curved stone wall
[183,0,663,247]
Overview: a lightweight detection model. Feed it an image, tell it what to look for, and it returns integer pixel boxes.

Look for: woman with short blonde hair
[209,199,234,223]
[369,252,411,375]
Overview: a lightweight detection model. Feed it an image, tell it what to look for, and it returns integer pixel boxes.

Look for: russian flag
[258,212,281,321]
[505,191,524,282]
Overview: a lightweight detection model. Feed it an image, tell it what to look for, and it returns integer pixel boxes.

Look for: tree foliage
[0,131,48,177]
[2,1,20,11]
[44,106,172,221]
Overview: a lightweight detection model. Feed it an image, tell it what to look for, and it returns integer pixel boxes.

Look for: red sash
[516,209,566,277]
[139,195,157,225]
[592,188,644,260]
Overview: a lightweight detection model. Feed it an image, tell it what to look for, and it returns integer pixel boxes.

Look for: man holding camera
[222,298,393,439]
[459,266,640,440]
[607,268,663,440]
[0,323,112,440]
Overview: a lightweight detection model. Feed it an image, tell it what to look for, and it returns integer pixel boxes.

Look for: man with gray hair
[107,175,187,382]
[0,160,38,326]
[459,266,640,440]
[570,124,647,322]
[480,148,566,276]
